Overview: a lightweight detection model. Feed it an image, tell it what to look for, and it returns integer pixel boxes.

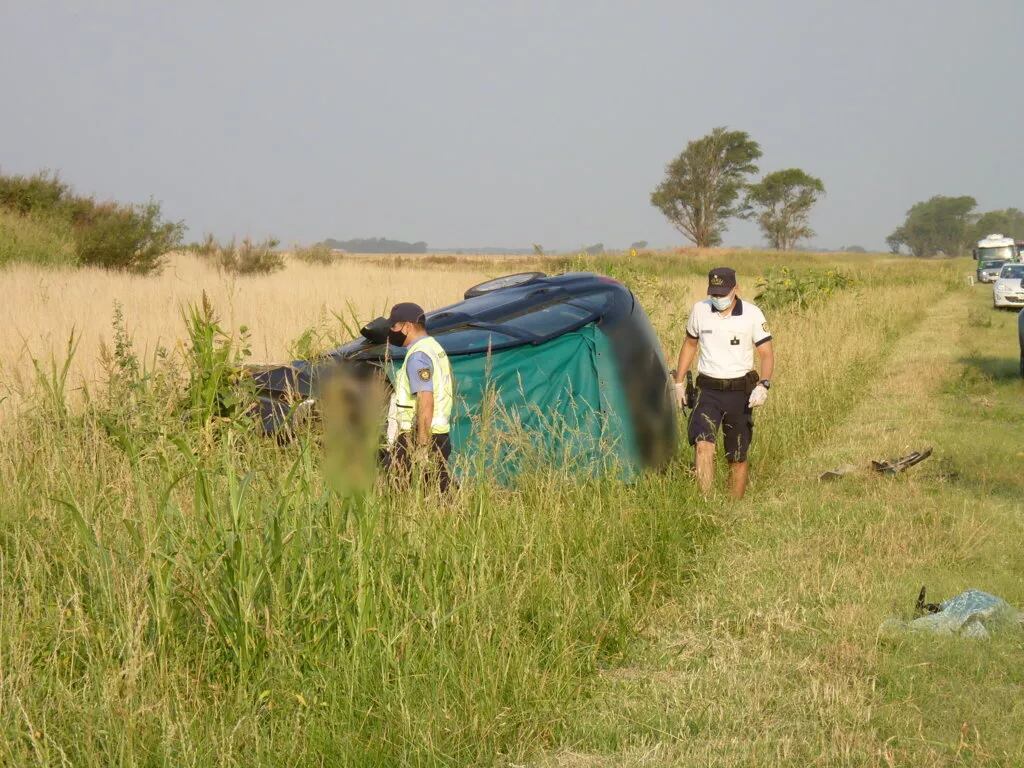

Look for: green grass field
[0,253,1021,766]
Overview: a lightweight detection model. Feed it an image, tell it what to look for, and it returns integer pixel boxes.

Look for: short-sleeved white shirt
[685,298,772,379]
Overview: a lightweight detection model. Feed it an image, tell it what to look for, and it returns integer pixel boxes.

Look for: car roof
[329,271,633,362]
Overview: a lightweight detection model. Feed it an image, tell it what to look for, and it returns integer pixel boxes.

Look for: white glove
[674,382,687,409]
[748,384,769,408]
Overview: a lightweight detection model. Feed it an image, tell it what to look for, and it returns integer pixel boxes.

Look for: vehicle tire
[464,272,546,299]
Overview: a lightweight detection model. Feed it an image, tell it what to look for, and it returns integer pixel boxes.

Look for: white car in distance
[993,263,1024,309]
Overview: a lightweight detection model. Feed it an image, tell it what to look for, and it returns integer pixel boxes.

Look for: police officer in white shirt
[673,267,775,499]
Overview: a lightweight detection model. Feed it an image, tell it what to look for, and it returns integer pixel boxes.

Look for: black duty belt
[696,372,756,392]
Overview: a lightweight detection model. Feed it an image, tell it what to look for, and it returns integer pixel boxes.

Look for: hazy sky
[2,1,1022,251]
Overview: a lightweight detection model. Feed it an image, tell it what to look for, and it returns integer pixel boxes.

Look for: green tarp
[390,324,640,481]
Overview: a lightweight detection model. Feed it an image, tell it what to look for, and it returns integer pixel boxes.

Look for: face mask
[388,327,407,347]
[710,294,734,311]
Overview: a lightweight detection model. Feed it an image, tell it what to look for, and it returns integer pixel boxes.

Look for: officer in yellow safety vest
[383,302,455,492]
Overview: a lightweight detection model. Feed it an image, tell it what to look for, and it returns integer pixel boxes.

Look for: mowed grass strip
[551,275,1024,766]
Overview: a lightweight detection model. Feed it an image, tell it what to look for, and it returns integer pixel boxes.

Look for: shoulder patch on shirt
[418,367,432,381]
[762,322,769,333]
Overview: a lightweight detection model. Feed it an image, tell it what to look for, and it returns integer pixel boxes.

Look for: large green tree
[968,208,1024,244]
[746,168,825,250]
[651,127,761,247]
[887,195,977,257]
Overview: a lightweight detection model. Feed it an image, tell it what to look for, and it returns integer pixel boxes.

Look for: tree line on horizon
[5,165,1019,268]
[321,237,428,254]
[886,198,1024,257]
[652,128,1021,257]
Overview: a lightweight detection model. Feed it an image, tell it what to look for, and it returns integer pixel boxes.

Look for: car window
[500,302,595,338]
[981,260,1005,269]
[448,290,539,319]
[566,290,613,314]
[999,264,1024,279]
[434,327,519,354]
[432,299,599,353]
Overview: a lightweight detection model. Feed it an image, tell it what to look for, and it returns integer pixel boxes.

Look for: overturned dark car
[249,272,677,479]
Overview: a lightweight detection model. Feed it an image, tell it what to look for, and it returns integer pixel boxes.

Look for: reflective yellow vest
[389,335,453,438]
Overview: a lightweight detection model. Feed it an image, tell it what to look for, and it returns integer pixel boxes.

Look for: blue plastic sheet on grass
[882,590,1022,639]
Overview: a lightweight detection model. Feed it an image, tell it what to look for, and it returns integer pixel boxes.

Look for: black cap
[707,267,736,297]
[386,302,425,325]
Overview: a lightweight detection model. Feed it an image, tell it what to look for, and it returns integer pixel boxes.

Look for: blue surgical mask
[710,294,734,311]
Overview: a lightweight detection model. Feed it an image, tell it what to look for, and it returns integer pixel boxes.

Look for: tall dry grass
[0,253,490,401]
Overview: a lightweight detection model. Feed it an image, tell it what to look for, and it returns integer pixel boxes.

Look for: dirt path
[546,289,1024,766]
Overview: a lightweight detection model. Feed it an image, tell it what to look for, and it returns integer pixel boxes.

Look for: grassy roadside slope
[2,252,1014,766]
[551,277,1024,765]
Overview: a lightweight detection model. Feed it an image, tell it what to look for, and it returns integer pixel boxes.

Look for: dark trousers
[687,387,754,463]
[384,432,453,493]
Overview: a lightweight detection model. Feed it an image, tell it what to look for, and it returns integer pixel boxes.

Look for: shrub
[73,200,184,274]
[0,170,71,216]
[188,232,219,258]
[291,243,340,266]
[0,170,183,273]
[754,266,854,311]
[202,236,284,275]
